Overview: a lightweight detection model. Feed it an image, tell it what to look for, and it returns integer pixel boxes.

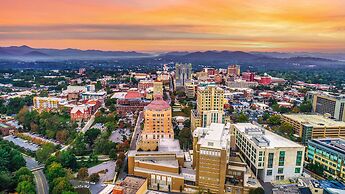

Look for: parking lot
[3,135,40,152]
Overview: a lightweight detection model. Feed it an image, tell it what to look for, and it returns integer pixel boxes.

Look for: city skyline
[1,0,345,52]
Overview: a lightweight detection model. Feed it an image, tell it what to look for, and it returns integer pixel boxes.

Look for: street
[129,111,144,150]
[34,170,49,194]
[23,155,49,194]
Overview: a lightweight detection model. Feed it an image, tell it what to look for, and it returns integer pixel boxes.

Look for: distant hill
[0,45,151,59]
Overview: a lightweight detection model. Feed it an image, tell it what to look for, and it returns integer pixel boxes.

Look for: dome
[145,99,170,111]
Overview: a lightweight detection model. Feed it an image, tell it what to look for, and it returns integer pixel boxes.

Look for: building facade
[175,63,192,87]
[281,114,345,144]
[232,123,305,182]
[227,65,241,77]
[193,123,230,193]
[138,97,174,151]
[191,83,225,131]
[310,92,345,121]
[307,138,345,181]
[33,97,66,112]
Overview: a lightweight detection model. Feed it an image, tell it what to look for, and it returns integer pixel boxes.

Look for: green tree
[36,143,56,163]
[249,187,265,194]
[16,181,36,194]
[84,128,101,145]
[46,162,66,183]
[52,177,75,194]
[179,127,192,150]
[15,167,34,182]
[300,101,312,113]
[58,151,77,170]
[235,112,249,123]
[109,148,117,161]
[267,114,281,126]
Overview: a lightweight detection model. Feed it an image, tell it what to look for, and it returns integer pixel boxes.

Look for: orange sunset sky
[1,0,345,52]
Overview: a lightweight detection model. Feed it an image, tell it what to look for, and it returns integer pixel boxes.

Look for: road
[118,111,144,180]
[34,170,49,194]
[23,155,49,194]
[130,111,144,150]
[81,114,95,133]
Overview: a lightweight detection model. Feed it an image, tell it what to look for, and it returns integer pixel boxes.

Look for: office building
[175,63,192,87]
[307,138,345,182]
[191,83,225,131]
[128,139,185,192]
[281,114,345,144]
[232,123,305,182]
[153,80,163,96]
[138,96,174,151]
[242,72,255,82]
[310,92,345,121]
[184,82,197,99]
[227,65,241,77]
[193,123,230,193]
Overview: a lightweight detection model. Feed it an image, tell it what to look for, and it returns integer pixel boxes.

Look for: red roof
[125,91,141,99]
[145,99,170,110]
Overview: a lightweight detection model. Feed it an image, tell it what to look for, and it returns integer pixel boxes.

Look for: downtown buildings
[191,83,227,131]
[175,63,192,88]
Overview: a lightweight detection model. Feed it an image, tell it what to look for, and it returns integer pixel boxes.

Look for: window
[268,153,274,168]
[279,151,285,166]
[278,168,284,174]
[295,167,301,173]
[296,151,303,166]
[267,170,272,176]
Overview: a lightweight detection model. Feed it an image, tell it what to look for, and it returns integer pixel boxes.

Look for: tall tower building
[175,63,192,87]
[138,96,174,151]
[153,80,163,97]
[193,123,230,194]
[227,64,240,77]
[191,83,225,131]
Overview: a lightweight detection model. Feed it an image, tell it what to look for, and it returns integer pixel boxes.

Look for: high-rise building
[193,123,230,194]
[307,138,345,182]
[138,96,174,151]
[309,92,345,121]
[175,63,192,87]
[191,83,225,131]
[232,123,305,182]
[153,80,163,97]
[281,114,345,144]
[242,71,255,82]
[184,82,197,99]
[227,65,241,77]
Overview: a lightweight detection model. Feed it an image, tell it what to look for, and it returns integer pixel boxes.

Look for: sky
[1,0,345,52]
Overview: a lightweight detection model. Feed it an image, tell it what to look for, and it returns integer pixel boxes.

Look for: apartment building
[309,91,345,121]
[232,123,305,182]
[307,138,345,182]
[193,123,230,194]
[281,114,345,144]
[33,97,67,112]
[227,65,241,77]
[191,83,225,131]
[138,96,174,151]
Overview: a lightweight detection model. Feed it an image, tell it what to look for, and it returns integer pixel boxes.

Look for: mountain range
[0,45,345,70]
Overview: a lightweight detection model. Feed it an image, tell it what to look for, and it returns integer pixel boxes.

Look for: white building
[232,123,305,182]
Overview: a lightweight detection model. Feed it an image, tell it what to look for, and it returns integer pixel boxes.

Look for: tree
[77,167,89,180]
[267,114,281,126]
[36,143,56,163]
[179,127,192,150]
[15,167,34,182]
[249,187,265,194]
[16,181,36,194]
[300,101,312,113]
[89,173,100,183]
[52,177,75,194]
[71,134,87,156]
[235,112,249,123]
[46,162,66,183]
[58,151,77,170]
[84,128,101,145]
[109,149,117,160]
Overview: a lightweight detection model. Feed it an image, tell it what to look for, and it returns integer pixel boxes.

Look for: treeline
[0,139,34,193]
[0,96,33,115]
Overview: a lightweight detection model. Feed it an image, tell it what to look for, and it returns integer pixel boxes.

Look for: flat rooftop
[234,123,304,148]
[283,114,345,128]
[309,138,345,157]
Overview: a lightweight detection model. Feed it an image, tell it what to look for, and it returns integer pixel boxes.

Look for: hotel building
[307,138,345,181]
[309,91,345,121]
[281,114,345,144]
[232,123,305,182]
[191,83,226,131]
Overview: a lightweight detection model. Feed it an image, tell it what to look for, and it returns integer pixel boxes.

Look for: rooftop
[194,123,230,149]
[283,114,345,128]
[309,138,345,157]
[234,123,304,148]
[145,98,170,111]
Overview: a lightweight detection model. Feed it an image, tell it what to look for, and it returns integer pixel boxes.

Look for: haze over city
[1,0,345,51]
